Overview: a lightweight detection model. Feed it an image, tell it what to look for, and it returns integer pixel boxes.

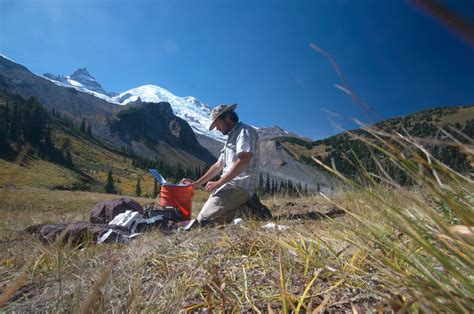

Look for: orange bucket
[160,185,194,220]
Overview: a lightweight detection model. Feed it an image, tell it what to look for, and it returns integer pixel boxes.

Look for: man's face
[214,116,234,135]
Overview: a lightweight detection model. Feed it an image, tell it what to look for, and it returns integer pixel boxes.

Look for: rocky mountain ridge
[0,56,215,167]
[0,55,335,189]
[44,68,115,97]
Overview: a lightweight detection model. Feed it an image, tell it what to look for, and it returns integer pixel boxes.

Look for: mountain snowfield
[43,69,226,142]
[112,85,225,142]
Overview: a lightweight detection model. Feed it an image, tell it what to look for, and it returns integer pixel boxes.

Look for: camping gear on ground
[98,210,169,243]
[27,200,189,246]
[143,202,186,221]
[26,176,271,244]
[149,169,194,220]
[25,222,130,245]
[90,197,143,224]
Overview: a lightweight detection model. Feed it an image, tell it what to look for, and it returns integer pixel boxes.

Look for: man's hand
[205,180,223,192]
[180,178,195,186]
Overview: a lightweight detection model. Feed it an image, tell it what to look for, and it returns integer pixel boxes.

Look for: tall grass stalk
[80,255,116,313]
[314,126,474,312]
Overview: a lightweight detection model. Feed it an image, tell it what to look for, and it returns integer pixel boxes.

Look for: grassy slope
[0,128,165,196]
[0,158,79,190]
[380,105,474,127]
[279,105,474,161]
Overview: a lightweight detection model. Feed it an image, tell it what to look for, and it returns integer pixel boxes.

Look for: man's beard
[220,123,233,135]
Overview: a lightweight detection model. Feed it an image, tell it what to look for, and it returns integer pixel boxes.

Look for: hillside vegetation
[276,105,474,183]
[0,92,205,195]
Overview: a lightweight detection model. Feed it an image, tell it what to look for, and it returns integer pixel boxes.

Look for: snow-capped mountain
[112,85,225,142]
[43,68,115,102]
[43,69,225,142]
[43,67,308,144]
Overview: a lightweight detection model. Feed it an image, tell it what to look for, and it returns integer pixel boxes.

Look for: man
[181,103,260,224]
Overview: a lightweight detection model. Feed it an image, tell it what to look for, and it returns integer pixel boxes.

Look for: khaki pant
[197,187,250,224]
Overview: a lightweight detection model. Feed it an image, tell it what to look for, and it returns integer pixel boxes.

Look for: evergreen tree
[265,173,271,195]
[86,124,92,136]
[297,182,302,196]
[152,180,160,198]
[80,117,86,133]
[27,98,47,146]
[287,180,294,196]
[279,180,285,195]
[135,176,142,196]
[105,169,117,194]
[281,181,287,195]
[0,105,9,150]
[66,150,73,165]
[44,125,53,150]
[10,103,19,142]
[62,138,71,150]
[61,138,71,163]
[258,172,264,195]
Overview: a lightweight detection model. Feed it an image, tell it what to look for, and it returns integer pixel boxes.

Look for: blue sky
[1,0,474,140]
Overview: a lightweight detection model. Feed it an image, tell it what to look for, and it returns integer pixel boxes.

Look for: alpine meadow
[1,1,474,313]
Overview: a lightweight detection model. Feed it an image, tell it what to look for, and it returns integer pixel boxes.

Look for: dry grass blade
[295,269,322,314]
[125,268,144,312]
[0,251,40,307]
[0,273,28,307]
[309,43,382,123]
[350,302,364,314]
[312,293,331,314]
[277,232,287,313]
[242,264,260,313]
[80,256,116,314]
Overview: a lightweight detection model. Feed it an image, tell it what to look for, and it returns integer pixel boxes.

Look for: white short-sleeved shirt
[217,122,259,195]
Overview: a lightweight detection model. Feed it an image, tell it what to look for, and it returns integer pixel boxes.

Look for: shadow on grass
[274,207,345,221]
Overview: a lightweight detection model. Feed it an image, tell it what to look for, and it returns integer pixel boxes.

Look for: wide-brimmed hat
[208,103,237,130]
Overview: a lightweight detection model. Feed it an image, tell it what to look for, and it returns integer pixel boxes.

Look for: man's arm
[205,152,252,192]
[181,158,223,188]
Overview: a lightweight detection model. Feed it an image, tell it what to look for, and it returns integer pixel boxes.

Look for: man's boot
[242,194,272,220]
